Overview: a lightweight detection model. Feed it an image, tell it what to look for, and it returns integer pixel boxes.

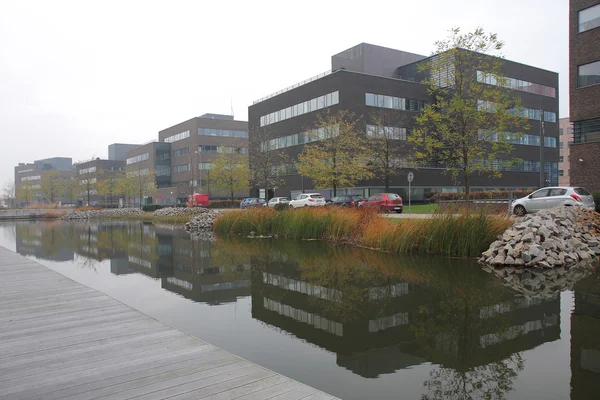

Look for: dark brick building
[248,43,560,201]
[570,0,600,191]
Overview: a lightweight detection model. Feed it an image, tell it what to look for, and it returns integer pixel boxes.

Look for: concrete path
[0,246,338,400]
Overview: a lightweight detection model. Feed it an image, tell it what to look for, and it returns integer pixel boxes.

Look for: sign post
[407,172,414,213]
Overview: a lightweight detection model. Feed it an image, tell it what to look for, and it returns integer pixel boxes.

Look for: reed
[213,206,510,258]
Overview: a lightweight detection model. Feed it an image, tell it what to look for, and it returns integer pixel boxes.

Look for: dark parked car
[359,193,403,213]
[327,195,364,208]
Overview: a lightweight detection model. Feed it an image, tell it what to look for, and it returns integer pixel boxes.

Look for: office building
[108,143,140,162]
[248,43,560,200]
[74,158,126,206]
[559,117,573,186]
[14,157,74,204]
[125,113,248,205]
[570,0,600,191]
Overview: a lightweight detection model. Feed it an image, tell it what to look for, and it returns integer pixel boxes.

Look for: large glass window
[260,91,339,127]
[164,130,190,143]
[365,93,426,112]
[172,164,190,173]
[126,153,149,165]
[578,60,600,87]
[579,4,600,32]
[366,125,407,140]
[172,147,189,157]
[574,117,600,144]
[477,71,557,98]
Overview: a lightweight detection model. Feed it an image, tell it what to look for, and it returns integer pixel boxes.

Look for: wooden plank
[0,246,338,400]
[268,385,320,400]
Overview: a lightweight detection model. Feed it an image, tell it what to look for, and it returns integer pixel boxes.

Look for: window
[365,93,425,112]
[156,152,170,161]
[544,137,557,148]
[164,130,190,143]
[531,189,549,199]
[198,128,248,138]
[477,71,557,98]
[579,4,600,32]
[366,125,407,140]
[558,170,564,178]
[172,164,190,173]
[156,165,171,176]
[574,118,600,144]
[21,175,41,181]
[559,156,564,163]
[559,141,564,149]
[574,187,591,196]
[198,145,218,153]
[260,91,339,127]
[578,60,600,87]
[559,128,564,136]
[126,153,149,165]
[79,166,96,175]
[173,147,189,157]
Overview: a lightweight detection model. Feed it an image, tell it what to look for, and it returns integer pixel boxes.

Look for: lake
[0,220,598,400]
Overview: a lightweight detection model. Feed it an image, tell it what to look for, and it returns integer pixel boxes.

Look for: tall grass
[213,207,511,257]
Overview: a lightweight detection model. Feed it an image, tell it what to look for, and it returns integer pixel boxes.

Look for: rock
[184,211,219,233]
[62,208,144,220]
[514,258,525,266]
[538,261,552,269]
[521,232,535,242]
[491,254,506,266]
[522,251,532,263]
[505,256,515,265]
[529,246,542,258]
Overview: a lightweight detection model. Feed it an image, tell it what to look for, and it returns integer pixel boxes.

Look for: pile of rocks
[480,206,600,269]
[152,207,207,217]
[63,208,144,220]
[184,211,218,233]
[482,259,593,299]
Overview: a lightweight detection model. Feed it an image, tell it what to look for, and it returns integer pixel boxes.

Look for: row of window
[198,128,248,138]
[366,125,407,140]
[78,166,96,175]
[578,60,600,88]
[579,3,600,33]
[126,168,149,177]
[480,160,558,174]
[365,93,427,112]
[199,162,213,170]
[21,175,41,181]
[270,163,298,176]
[477,101,557,122]
[17,169,34,174]
[260,91,339,127]
[173,147,189,157]
[126,153,149,165]
[261,125,339,151]
[172,164,190,173]
[156,165,170,176]
[198,145,248,154]
[164,130,190,143]
[156,152,170,162]
[478,130,557,147]
[476,71,557,98]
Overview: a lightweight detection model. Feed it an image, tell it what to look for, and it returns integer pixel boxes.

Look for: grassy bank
[213,207,511,257]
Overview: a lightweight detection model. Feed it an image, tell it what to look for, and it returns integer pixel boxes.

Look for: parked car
[267,197,290,208]
[246,198,267,208]
[240,198,258,209]
[511,186,596,216]
[359,193,403,213]
[288,193,326,208]
[327,195,364,208]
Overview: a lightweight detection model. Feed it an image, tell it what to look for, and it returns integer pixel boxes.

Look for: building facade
[248,43,560,200]
[570,0,600,192]
[14,157,74,205]
[124,141,171,206]
[75,158,126,206]
[559,117,573,186]
[108,143,140,162]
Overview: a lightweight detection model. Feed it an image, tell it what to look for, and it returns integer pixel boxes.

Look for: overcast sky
[0,0,568,187]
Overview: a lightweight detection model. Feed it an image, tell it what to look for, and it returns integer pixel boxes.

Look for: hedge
[207,200,241,209]
[430,190,531,203]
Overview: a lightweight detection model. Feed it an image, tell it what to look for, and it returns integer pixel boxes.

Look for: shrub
[214,207,509,257]
[593,191,600,212]
[430,190,530,203]
[274,203,288,211]
[142,204,166,212]
[207,200,242,209]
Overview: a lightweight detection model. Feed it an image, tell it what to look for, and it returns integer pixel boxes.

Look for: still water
[0,220,598,400]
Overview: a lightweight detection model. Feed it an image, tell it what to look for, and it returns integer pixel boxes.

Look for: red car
[359,193,403,213]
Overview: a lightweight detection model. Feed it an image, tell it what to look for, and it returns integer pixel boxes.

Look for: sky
[0,0,569,187]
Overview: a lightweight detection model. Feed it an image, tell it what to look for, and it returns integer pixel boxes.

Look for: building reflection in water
[571,274,600,399]
[17,221,600,398]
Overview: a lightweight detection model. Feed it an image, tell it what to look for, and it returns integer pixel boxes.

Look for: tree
[61,177,78,204]
[124,165,157,208]
[76,160,102,206]
[366,109,412,191]
[97,171,124,207]
[297,109,373,197]
[2,180,15,207]
[249,126,289,201]
[40,171,64,204]
[210,150,249,201]
[16,183,34,205]
[116,173,136,207]
[410,27,528,202]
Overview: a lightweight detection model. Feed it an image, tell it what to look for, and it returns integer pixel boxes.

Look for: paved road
[0,246,338,400]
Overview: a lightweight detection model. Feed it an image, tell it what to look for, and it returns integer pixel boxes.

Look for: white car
[267,197,290,208]
[511,186,596,216]
[288,193,326,208]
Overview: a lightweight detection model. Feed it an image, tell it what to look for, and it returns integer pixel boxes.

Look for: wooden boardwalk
[0,246,338,400]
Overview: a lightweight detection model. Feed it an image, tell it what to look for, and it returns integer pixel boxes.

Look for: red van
[186,193,209,207]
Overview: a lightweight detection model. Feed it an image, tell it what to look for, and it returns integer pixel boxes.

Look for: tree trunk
[230,190,233,202]
[333,184,337,197]
[464,171,470,208]
[385,169,390,191]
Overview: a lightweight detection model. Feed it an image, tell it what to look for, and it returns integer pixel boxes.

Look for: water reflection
[8,221,600,399]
